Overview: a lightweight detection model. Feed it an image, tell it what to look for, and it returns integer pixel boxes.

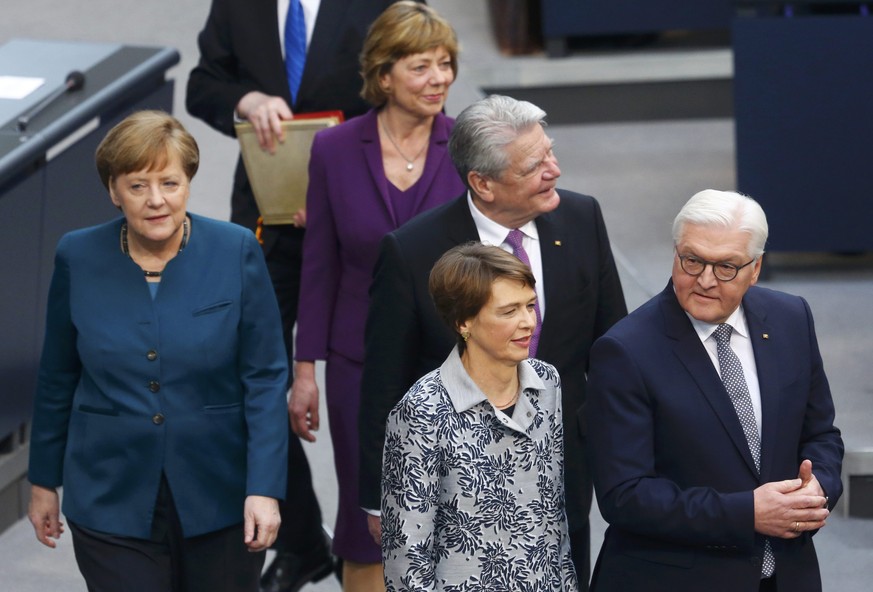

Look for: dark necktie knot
[713,323,733,346]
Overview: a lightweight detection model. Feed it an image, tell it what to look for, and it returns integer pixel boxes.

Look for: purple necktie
[284,0,306,104]
[504,229,541,357]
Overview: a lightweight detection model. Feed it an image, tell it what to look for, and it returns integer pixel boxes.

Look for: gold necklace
[379,114,429,171]
[495,390,520,410]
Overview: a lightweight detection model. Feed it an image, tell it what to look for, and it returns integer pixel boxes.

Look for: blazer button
[152,413,165,425]
[148,380,160,393]
[146,350,158,361]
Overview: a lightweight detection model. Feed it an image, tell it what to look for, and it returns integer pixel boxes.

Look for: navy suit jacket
[586,282,844,592]
[186,0,401,233]
[295,110,464,363]
[358,190,628,534]
[28,214,289,539]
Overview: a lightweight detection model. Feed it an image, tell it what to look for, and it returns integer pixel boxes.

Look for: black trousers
[69,479,264,592]
[263,225,325,552]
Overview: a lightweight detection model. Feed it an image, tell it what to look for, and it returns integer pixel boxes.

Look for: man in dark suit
[186,2,398,590]
[358,94,627,587]
[586,190,844,592]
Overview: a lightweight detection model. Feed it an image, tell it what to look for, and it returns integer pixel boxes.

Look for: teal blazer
[28,214,288,539]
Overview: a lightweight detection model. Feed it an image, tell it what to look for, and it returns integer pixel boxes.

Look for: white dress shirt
[466,193,547,318]
[687,305,763,434]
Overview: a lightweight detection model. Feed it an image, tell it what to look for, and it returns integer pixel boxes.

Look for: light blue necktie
[284,0,306,104]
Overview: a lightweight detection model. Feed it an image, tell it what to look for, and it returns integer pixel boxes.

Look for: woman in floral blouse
[381,243,578,591]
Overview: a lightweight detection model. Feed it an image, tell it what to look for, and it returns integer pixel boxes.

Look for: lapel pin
[762,333,769,340]
[554,240,562,246]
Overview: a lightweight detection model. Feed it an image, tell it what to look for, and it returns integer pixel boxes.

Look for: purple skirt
[325,351,381,564]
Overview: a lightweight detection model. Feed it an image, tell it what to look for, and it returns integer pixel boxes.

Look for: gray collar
[439,347,545,414]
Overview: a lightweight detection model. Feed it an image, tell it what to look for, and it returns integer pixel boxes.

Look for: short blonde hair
[360,1,459,107]
[95,110,199,189]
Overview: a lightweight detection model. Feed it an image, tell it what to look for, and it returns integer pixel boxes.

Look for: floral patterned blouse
[381,347,578,591]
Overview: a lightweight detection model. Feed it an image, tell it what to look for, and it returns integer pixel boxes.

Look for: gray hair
[448,95,547,190]
[672,189,769,258]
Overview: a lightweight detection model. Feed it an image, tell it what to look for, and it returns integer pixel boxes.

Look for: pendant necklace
[379,114,429,171]
[121,218,189,278]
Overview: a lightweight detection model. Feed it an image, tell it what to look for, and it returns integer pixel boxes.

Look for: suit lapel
[359,110,396,226]
[743,291,778,479]
[259,0,290,100]
[660,285,761,478]
[408,114,452,215]
[533,209,563,355]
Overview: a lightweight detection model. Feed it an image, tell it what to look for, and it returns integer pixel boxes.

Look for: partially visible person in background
[381,243,578,592]
[27,111,288,592]
[186,2,407,589]
[586,189,844,592]
[358,94,628,589]
[288,2,464,589]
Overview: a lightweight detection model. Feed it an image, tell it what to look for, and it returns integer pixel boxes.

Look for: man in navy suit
[586,189,844,592]
[186,2,400,590]
[358,95,628,588]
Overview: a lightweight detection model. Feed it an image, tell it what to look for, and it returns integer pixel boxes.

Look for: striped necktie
[284,0,306,104]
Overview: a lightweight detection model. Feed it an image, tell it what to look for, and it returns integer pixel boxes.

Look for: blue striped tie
[284,0,306,104]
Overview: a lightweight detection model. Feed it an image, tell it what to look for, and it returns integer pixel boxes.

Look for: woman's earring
[461,331,470,342]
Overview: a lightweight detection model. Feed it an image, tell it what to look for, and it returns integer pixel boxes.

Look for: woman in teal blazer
[26,111,289,591]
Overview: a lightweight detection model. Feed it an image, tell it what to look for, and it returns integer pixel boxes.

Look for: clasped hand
[754,459,830,538]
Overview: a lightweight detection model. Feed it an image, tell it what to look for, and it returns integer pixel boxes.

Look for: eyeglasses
[677,254,756,282]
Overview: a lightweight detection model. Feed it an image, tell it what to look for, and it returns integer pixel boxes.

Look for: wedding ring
[793,521,800,532]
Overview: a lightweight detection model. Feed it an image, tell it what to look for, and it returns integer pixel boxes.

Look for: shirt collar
[687,304,750,343]
[439,346,545,413]
[466,192,539,246]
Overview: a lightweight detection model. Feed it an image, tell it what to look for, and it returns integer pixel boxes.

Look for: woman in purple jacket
[288,3,465,590]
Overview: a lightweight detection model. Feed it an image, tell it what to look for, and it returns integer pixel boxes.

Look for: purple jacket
[295,109,465,363]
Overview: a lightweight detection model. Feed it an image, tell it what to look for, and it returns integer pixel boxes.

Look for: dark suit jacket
[358,190,628,532]
[295,110,465,363]
[586,282,844,592]
[186,0,398,233]
[27,215,289,539]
